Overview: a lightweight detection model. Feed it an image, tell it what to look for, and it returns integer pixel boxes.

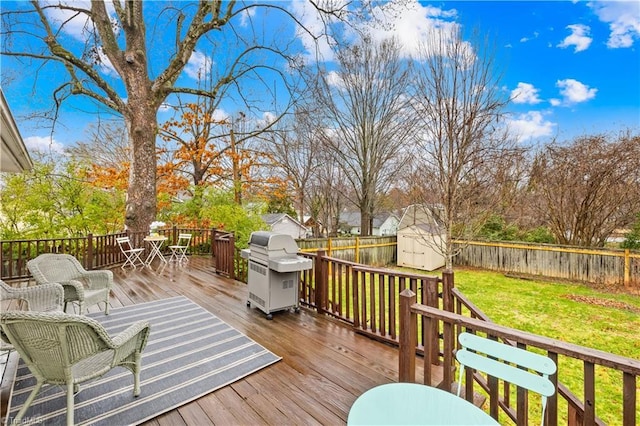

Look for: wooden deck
[3,257,411,425]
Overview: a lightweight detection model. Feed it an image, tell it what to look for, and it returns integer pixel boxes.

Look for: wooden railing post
[172,225,177,245]
[442,269,454,312]
[399,289,417,383]
[86,233,94,270]
[229,233,236,281]
[315,250,326,313]
[624,249,630,288]
[352,266,360,329]
[211,228,217,259]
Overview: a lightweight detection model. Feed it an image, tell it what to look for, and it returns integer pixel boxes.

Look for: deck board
[2,256,425,425]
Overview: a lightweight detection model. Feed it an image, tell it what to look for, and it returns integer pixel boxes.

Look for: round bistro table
[143,235,168,265]
[347,383,499,425]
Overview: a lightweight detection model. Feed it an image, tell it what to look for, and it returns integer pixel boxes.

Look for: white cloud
[239,6,256,27]
[556,78,597,104]
[549,98,562,107]
[588,1,640,48]
[520,31,539,43]
[290,0,341,62]
[43,1,117,39]
[158,103,173,113]
[213,108,229,123]
[291,0,461,61]
[43,1,92,39]
[506,111,555,142]
[184,51,213,80]
[511,83,542,105]
[557,24,592,52]
[326,71,344,88]
[24,136,65,154]
[43,2,119,75]
[95,46,118,77]
[365,1,460,58]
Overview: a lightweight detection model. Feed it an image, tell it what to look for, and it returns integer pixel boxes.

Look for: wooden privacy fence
[453,240,640,288]
[296,235,396,266]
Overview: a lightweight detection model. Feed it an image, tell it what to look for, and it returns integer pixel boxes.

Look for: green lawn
[452,267,640,425]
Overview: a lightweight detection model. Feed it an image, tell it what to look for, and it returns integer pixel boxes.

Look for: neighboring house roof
[339,212,400,229]
[339,212,361,228]
[1,88,32,172]
[262,213,307,229]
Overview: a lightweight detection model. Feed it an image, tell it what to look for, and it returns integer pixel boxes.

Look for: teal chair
[456,332,557,426]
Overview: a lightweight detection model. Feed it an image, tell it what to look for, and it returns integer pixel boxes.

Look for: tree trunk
[361,209,371,236]
[124,106,157,232]
[230,129,242,205]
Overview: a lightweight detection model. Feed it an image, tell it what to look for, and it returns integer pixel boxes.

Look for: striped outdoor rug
[8,296,281,425]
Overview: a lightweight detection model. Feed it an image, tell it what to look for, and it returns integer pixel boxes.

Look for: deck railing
[3,233,638,424]
[285,251,639,425]
[398,289,640,425]
[0,227,237,281]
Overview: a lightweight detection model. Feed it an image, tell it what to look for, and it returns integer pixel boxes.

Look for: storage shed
[397,204,446,271]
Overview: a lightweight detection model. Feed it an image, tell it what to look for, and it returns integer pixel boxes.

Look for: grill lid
[248,231,272,247]
[248,231,299,255]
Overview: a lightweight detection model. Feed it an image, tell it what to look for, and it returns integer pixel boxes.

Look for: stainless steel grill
[241,231,312,319]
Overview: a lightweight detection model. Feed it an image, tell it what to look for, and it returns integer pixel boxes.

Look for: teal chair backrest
[456,332,557,426]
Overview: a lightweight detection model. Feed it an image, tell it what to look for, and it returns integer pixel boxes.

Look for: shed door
[400,234,425,269]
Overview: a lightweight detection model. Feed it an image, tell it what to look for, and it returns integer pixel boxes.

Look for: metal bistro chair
[168,233,192,264]
[456,332,557,426]
[27,253,112,315]
[0,311,150,426]
[117,236,146,269]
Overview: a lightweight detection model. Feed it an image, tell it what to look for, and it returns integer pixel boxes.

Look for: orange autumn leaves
[86,102,286,211]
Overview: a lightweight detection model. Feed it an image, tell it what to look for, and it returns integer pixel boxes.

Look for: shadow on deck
[2,256,431,425]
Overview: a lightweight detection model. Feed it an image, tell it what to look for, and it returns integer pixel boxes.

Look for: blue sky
[1,0,639,154]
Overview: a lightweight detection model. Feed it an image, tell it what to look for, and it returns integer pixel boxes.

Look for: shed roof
[398,204,445,234]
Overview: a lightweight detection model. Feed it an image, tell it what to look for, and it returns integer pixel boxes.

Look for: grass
[451,267,640,425]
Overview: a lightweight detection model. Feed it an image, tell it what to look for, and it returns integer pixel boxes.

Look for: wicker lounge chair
[0,279,64,312]
[0,280,64,352]
[27,253,112,315]
[0,311,150,426]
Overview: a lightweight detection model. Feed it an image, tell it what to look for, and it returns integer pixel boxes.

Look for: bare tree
[66,121,130,169]
[0,1,348,232]
[313,35,415,236]
[308,153,350,237]
[529,132,640,247]
[410,27,522,269]
[263,108,323,223]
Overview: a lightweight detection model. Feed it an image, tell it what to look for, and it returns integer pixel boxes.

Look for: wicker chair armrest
[58,279,86,301]
[111,320,151,362]
[3,282,65,312]
[78,270,113,289]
